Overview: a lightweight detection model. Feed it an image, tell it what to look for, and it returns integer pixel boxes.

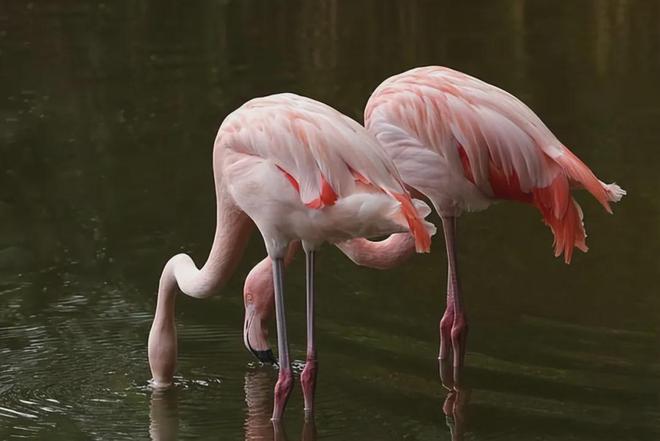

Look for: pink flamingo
[147,93,435,420]
[243,66,626,387]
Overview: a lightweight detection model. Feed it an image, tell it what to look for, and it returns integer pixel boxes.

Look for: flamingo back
[215,93,433,253]
[365,66,625,262]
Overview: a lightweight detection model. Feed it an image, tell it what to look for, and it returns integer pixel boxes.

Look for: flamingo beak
[250,346,277,365]
[244,304,277,365]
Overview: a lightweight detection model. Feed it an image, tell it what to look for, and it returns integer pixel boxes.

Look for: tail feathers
[554,148,626,213]
[602,181,626,204]
[392,193,434,253]
[533,177,588,264]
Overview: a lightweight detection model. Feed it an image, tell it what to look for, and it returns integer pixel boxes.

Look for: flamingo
[242,66,626,387]
[146,93,435,420]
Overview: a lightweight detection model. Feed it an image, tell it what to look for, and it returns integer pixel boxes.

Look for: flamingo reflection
[149,388,179,441]
[244,369,317,441]
[148,372,316,441]
[443,386,470,441]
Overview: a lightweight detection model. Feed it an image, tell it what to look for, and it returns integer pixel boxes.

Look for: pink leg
[271,258,293,421]
[301,358,317,418]
[439,278,455,361]
[440,216,468,387]
[439,299,455,388]
[273,367,293,421]
[301,250,318,418]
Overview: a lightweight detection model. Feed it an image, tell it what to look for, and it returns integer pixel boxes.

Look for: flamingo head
[243,260,277,365]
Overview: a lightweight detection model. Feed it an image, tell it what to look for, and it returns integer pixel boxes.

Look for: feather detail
[532,175,587,263]
[392,193,432,253]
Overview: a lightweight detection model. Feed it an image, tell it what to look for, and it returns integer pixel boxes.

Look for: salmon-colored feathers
[393,193,432,253]
[366,66,625,264]
[277,164,431,252]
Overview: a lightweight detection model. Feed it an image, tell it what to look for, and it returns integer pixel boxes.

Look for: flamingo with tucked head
[147,93,435,420]
[242,67,626,387]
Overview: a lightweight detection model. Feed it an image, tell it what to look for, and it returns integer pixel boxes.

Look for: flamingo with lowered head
[147,93,435,420]
[242,66,626,387]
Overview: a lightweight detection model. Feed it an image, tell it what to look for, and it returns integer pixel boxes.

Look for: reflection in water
[149,389,179,441]
[443,388,470,441]
[148,370,317,441]
[1,1,658,440]
[244,369,275,441]
[244,369,316,441]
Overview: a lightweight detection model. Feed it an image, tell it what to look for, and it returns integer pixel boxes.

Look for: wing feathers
[217,94,433,250]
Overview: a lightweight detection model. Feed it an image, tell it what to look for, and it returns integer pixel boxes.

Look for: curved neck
[159,185,253,301]
[335,233,415,270]
[148,173,253,386]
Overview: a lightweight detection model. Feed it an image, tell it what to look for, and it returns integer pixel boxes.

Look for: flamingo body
[365,66,625,262]
[148,93,434,419]
[241,68,625,392]
[219,93,434,256]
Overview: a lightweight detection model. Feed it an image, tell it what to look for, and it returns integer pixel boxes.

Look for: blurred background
[0,1,658,440]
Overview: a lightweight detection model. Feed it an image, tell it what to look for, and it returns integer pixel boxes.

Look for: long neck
[335,233,415,270]
[159,183,253,301]
[148,172,253,386]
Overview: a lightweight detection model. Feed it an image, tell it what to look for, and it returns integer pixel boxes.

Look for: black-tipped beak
[244,306,278,365]
[245,321,277,365]
[251,348,277,365]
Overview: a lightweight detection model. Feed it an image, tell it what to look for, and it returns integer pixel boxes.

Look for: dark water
[1,1,659,440]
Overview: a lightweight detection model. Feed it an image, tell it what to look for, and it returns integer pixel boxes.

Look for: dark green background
[0,1,658,440]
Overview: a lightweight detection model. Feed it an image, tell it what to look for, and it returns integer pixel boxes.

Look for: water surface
[1,1,659,440]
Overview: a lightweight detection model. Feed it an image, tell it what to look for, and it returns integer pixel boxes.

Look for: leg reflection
[442,386,470,441]
[301,418,317,441]
[244,369,317,441]
[149,388,179,441]
[244,369,282,441]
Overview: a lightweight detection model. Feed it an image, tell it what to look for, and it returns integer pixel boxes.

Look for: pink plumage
[365,66,625,263]
[148,93,436,419]
[239,68,626,393]
[218,93,434,254]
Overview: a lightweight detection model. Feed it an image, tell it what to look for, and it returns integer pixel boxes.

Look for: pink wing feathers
[218,93,432,252]
[366,67,625,262]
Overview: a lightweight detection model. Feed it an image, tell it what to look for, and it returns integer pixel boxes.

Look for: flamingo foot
[271,367,293,421]
[301,357,318,419]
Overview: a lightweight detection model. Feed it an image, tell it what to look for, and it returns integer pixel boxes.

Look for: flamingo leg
[301,250,318,419]
[271,257,293,421]
[439,216,468,387]
[439,261,455,360]
[438,278,455,387]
